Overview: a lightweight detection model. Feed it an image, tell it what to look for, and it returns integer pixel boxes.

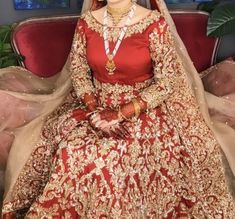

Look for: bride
[1,0,235,218]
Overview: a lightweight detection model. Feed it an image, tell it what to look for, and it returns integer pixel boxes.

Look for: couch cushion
[201,59,235,97]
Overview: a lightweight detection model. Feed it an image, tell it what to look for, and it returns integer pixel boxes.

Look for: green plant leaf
[2,43,12,52]
[0,53,24,68]
[0,25,11,42]
[0,41,4,52]
[1,53,23,60]
[0,24,24,68]
[197,1,220,14]
[1,59,18,68]
[207,3,235,37]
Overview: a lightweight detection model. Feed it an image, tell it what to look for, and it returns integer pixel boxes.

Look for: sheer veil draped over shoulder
[1,0,235,216]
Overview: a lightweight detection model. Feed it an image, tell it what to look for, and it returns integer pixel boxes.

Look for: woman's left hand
[90,108,130,139]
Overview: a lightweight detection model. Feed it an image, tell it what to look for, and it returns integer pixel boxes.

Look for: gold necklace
[103,4,137,75]
[107,2,132,14]
[107,2,133,26]
[107,11,129,26]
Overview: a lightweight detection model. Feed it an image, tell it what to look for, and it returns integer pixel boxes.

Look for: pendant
[105,54,116,75]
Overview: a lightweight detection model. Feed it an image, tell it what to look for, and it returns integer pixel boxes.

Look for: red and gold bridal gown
[3,10,235,218]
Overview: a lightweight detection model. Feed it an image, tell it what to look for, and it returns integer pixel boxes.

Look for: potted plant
[0,25,24,68]
[197,0,235,36]
[197,0,235,61]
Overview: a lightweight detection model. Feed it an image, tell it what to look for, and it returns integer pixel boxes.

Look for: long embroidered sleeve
[70,19,95,99]
[140,17,183,109]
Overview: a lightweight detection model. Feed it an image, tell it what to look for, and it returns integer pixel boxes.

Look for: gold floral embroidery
[82,10,161,42]
[70,22,95,99]
[93,77,153,108]
[140,77,171,109]
[140,19,183,109]
[25,104,190,218]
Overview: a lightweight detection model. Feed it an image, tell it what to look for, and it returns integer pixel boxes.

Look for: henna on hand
[89,108,130,139]
[88,96,147,139]
[82,93,99,111]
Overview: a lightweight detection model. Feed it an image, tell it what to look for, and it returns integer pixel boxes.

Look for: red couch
[11,10,219,77]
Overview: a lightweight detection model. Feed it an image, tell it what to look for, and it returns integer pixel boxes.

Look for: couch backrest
[12,11,218,77]
[12,16,78,77]
[170,11,218,73]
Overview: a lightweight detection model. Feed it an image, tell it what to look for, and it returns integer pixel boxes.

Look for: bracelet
[131,98,141,118]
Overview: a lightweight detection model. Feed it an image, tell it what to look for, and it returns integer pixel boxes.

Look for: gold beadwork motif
[25,104,192,218]
[70,22,95,99]
[140,21,182,109]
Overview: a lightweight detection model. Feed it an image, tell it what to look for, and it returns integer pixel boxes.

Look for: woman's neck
[107,1,132,9]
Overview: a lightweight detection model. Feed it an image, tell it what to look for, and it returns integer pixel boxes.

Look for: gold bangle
[131,98,141,118]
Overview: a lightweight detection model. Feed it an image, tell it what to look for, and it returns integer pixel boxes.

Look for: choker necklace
[107,2,133,26]
[103,3,137,75]
[107,11,129,26]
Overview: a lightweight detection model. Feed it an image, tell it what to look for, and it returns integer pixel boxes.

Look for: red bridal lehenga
[2,6,235,219]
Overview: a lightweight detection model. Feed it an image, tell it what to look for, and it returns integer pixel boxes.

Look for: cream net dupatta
[2,62,73,202]
[2,0,235,214]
